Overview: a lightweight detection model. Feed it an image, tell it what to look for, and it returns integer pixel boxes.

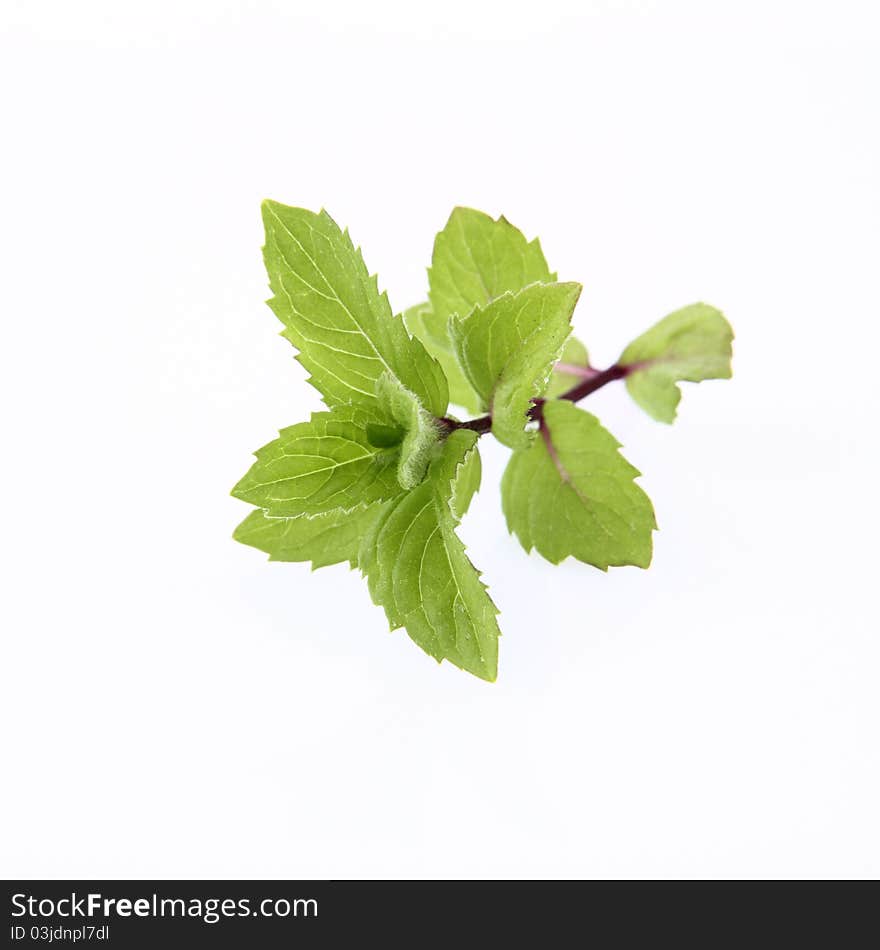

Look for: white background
[2,0,878,879]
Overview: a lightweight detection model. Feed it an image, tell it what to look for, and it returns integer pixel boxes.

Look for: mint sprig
[234,203,735,681]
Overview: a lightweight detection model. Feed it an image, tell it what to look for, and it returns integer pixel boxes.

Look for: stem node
[440,363,629,436]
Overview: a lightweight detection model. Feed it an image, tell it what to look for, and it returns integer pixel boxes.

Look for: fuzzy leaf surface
[376,373,442,489]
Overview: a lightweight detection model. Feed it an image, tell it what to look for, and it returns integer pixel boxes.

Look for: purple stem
[439,363,630,436]
[553,362,600,380]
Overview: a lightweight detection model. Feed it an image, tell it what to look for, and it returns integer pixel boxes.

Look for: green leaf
[233,506,378,569]
[501,400,656,569]
[376,373,442,490]
[449,282,581,448]
[360,430,499,681]
[357,498,405,629]
[403,302,482,413]
[261,201,448,416]
[428,207,556,323]
[545,336,592,398]
[450,435,482,520]
[405,207,558,416]
[619,303,734,423]
[365,423,404,448]
[232,410,402,518]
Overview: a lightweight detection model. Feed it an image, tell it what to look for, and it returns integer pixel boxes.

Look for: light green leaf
[546,336,592,398]
[233,506,378,569]
[501,400,656,569]
[365,422,404,448]
[376,373,442,489]
[449,282,581,448]
[406,207,558,416]
[358,497,405,629]
[403,302,482,413]
[261,201,448,416]
[360,430,499,681]
[619,303,734,423]
[450,436,482,520]
[428,207,556,324]
[232,410,402,518]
